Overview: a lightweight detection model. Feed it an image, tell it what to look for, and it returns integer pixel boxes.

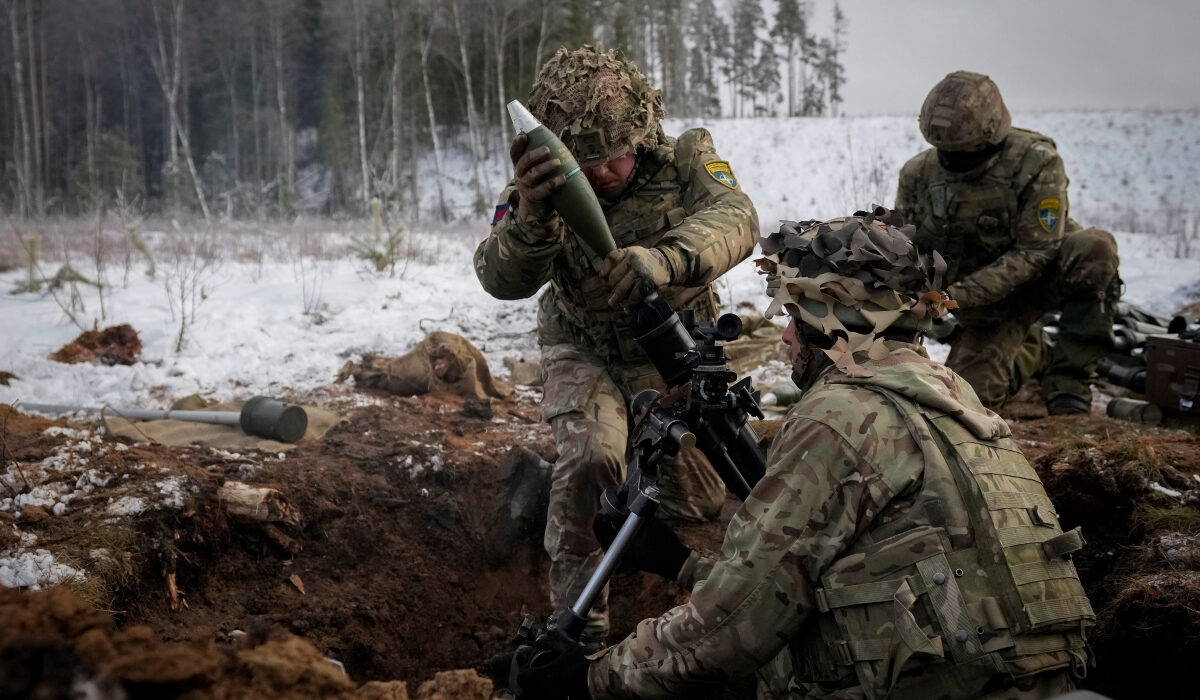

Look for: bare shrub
[160,220,223,353]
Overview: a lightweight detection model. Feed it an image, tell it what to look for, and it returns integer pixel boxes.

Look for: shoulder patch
[1037,197,1061,233]
[704,160,738,189]
[491,203,509,225]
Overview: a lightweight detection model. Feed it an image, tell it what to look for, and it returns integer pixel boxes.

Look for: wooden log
[218,481,302,528]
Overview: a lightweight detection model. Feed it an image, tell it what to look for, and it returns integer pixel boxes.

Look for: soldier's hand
[599,246,673,308]
[513,642,592,700]
[593,513,691,582]
[511,132,565,221]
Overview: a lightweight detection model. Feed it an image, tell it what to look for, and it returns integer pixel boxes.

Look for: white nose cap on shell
[507,100,542,133]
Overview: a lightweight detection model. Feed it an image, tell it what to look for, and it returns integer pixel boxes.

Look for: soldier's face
[782,318,805,362]
[583,153,637,197]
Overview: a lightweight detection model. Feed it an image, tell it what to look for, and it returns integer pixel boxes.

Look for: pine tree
[826,0,847,116]
[728,0,765,117]
[770,0,806,116]
[752,40,781,116]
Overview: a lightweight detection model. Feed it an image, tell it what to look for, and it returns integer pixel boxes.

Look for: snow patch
[0,550,86,590]
[107,496,147,516]
[1149,481,1183,499]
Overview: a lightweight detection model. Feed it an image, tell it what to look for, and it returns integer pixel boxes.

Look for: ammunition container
[1106,397,1162,425]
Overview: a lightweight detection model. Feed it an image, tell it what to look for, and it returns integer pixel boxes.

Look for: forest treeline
[0,0,847,221]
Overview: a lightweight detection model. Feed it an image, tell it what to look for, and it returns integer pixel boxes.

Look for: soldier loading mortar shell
[474,45,759,649]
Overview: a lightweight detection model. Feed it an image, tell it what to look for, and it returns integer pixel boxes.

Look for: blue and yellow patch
[1037,197,1061,233]
[704,160,738,189]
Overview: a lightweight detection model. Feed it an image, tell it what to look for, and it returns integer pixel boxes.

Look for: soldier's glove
[510,132,565,229]
[593,514,691,582]
[514,643,592,700]
[599,246,673,308]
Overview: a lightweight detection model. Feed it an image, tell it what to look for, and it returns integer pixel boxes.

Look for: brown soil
[50,324,143,365]
[2,386,1198,698]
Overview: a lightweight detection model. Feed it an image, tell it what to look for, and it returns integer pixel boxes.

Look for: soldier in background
[474,45,759,644]
[513,212,1094,700]
[896,71,1122,415]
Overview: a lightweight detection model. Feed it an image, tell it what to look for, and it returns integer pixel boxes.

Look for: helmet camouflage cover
[528,45,666,166]
[919,70,1012,152]
[756,208,955,373]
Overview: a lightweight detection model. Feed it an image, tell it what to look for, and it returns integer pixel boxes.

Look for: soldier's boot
[1043,288,1119,415]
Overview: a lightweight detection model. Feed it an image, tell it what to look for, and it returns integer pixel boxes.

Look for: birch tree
[147,0,211,221]
[417,0,451,222]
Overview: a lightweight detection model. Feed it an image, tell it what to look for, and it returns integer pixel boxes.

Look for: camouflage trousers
[540,343,726,642]
[948,227,1120,408]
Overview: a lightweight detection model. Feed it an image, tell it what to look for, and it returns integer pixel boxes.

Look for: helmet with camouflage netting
[527,45,665,167]
[919,70,1011,152]
[756,207,955,363]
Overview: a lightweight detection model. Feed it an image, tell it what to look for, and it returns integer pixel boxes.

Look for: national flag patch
[704,160,738,189]
[491,203,509,225]
[1037,197,1061,233]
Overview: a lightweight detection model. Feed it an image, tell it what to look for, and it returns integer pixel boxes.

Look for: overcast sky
[805,0,1200,116]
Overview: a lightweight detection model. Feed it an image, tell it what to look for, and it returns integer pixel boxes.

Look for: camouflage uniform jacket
[474,128,759,362]
[589,341,1092,699]
[895,128,1080,310]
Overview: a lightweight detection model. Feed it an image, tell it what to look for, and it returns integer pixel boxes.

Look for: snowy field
[1,110,1198,411]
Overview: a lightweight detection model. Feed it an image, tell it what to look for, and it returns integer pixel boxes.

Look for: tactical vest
[911,129,1058,282]
[795,384,1093,700]
[544,129,718,361]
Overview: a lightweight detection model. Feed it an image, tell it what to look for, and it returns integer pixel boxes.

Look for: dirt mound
[1007,405,1200,696]
[50,324,142,365]
[0,586,491,699]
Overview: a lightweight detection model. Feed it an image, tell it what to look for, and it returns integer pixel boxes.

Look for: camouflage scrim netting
[919,70,1012,152]
[756,208,957,373]
[528,45,665,166]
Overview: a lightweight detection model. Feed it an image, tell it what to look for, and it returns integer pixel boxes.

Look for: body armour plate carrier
[796,385,1093,700]
[910,129,1059,283]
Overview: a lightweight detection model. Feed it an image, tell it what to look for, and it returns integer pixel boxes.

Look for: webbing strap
[1024,596,1096,627]
[997,526,1061,548]
[816,576,928,611]
[1011,632,1087,656]
[830,638,894,663]
[1011,559,1080,587]
[1041,528,1086,558]
[918,554,984,663]
[967,458,1041,482]
[983,491,1054,512]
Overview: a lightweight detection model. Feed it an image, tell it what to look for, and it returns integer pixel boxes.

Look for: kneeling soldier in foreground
[517,212,1094,699]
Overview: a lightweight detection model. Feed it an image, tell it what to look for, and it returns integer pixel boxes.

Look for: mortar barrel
[21,403,241,426]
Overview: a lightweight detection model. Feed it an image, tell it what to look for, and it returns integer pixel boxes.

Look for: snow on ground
[1,111,1198,414]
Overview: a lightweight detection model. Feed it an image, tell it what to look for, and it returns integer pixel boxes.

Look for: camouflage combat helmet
[919,70,1012,152]
[528,45,665,167]
[756,208,955,364]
